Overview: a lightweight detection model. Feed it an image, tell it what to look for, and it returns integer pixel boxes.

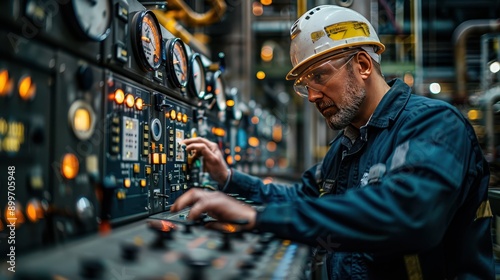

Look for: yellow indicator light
[152,153,160,164]
[226,155,234,165]
[0,69,13,97]
[140,179,147,188]
[251,116,259,124]
[235,146,241,153]
[272,125,283,142]
[61,153,79,180]
[133,164,140,174]
[161,153,167,164]
[212,127,226,137]
[261,0,272,6]
[192,131,198,138]
[116,189,126,200]
[165,111,170,119]
[146,166,151,175]
[114,89,125,104]
[256,71,266,79]
[468,110,482,121]
[18,76,36,101]
[226,100,235,107]
[235,154,241,161]
[74,108,91,133]
[5,203,25,228]
[125,94,135,108]
[135,98,144,110]
[182,114,188,123]
[225,148,230,154]
[26,199,44,222]
[0,118,6,135]
[248,137,259,147]
[170,110,177,120]
[176,112,182,122]
[265,158,275,168]
[124,179,131,188]
[267,141,277,152]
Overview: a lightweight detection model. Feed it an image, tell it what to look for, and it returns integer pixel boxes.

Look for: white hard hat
[286,5,385,80]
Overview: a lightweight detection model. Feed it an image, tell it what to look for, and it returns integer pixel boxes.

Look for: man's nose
[307,88,323,103]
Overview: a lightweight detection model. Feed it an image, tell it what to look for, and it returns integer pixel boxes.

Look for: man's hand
[182,137,229,185]
[171,188,257,231]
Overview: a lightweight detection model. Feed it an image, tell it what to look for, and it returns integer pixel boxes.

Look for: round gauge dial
[212,70,227,112]
[131,11,163,71]
[67,0,111,41]
[188,53,206,100]
[165,38,189,88]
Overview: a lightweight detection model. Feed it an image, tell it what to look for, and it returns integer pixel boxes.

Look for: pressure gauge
[188,53,206,100]
[165,38,189,88]
[65,0,111,41]
[212,70,227,112]
[131,11,163,71]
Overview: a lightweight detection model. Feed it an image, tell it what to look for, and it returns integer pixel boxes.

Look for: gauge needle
[141,36,151,43]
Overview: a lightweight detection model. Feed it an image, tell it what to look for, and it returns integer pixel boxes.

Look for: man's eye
[312,72,326,84]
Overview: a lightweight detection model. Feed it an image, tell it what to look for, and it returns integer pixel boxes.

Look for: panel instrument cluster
[0,0,308,279]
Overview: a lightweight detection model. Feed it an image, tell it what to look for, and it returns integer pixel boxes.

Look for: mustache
[316,100,335,111]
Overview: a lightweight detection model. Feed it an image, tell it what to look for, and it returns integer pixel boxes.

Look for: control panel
[0,0,307,279]
[15,201,311,280]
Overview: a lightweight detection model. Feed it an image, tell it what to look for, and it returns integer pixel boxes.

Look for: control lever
[154,193,169,199]
[147,220,176,249]
[155,94,172,111]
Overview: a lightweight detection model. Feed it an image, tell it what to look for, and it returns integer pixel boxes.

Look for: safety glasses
[293,53,356,98]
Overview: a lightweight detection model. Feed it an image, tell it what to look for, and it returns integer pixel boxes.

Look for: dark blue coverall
[224,79,495,279]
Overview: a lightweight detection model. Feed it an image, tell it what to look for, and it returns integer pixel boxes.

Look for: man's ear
[355,51,372,80]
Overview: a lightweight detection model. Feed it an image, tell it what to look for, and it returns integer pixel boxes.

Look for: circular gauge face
[67,0,111,41]
[132,11,162,71]
[188,53,206,100]
[165,38,189,88]
[213,71,227,112]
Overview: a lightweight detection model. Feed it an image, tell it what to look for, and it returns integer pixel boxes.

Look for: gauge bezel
[187,53,206,101]
[68,100,96,141]
[63,0,112,42]
[164,38,189,88]
[131,10,163,72]
[212,70,227,112]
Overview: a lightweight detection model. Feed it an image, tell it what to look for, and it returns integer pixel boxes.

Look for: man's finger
[170,188,203,212]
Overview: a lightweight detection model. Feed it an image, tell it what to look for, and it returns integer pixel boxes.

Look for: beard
[316,66,366,130]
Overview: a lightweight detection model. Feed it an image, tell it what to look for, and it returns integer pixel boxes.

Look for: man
[172,5,495,279]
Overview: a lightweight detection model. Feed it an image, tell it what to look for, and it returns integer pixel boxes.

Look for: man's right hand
[182,137,229,185]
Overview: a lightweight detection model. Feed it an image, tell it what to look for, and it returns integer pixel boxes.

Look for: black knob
[147,220,176,249]
[183,248,214,280]
[184,220,194,234]
[77,65,94,91]
[80,257,105,279]
[121,243,140,261]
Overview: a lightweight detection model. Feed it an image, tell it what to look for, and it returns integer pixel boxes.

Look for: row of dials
[64,0,226,112]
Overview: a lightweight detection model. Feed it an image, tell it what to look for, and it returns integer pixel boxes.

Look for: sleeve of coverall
[254,104,479,254]
[222,163,323,204]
